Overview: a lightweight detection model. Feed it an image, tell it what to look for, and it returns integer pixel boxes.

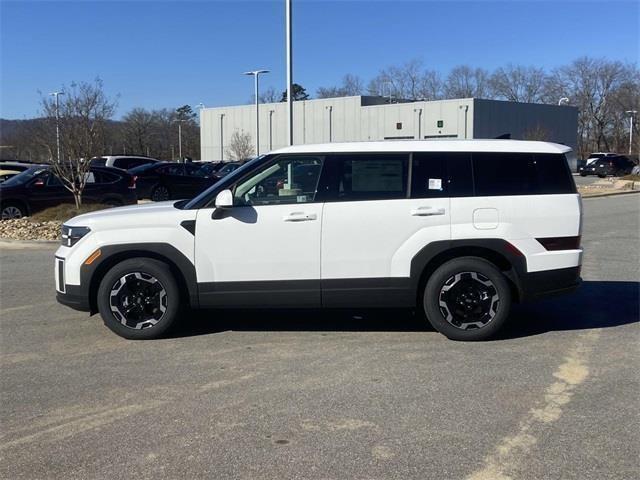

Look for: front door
[194,154,325,307]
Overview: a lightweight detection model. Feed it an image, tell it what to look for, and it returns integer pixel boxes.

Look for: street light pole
[286,0,293,146]
[49,91,64,163]
[178,121,183,160]
[558,97,569,106]
[243,70,269,156]
[626,110,637,155]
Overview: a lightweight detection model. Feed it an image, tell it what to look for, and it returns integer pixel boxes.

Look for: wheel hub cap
[438,272,499,330]
[109,272,167,329]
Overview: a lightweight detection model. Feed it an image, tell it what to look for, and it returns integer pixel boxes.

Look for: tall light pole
[243,70,269,155]
[175,119,184,161]
[286,0,293,145]
[49,91,64,163]
[558,97,569,106]
[626,110,637,155]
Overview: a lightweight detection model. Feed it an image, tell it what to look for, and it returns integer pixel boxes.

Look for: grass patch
[620,174,640,181]
[30,203,112,222]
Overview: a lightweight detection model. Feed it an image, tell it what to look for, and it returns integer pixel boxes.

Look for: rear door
[318,153,451,307]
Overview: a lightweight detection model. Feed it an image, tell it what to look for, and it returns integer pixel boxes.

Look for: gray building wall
[200,96,577,161]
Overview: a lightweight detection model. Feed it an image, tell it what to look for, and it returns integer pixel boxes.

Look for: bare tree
[38,78,117,208]
[368,59,425,100]
[121,108,154,155]
[259,86,280,103]
[225,131,255,161]
[317,74,365,99]
[546,57,637,158]
[489,64,548,103]
[444,66,490,99]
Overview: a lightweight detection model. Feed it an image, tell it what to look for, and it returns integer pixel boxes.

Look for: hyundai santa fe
[55,140,582,341]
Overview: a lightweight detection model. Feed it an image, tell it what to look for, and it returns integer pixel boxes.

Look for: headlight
[61,225,91,247]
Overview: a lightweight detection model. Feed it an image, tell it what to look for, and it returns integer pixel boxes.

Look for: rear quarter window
[472,152,575,196]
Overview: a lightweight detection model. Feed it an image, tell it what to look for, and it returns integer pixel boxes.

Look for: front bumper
[56,284,91,312]
[518,266,581,301]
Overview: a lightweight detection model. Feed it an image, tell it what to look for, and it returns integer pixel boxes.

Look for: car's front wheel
[97,258,181,339]
[423,257,512,341]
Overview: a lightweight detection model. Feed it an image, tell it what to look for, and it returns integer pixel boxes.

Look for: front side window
[320,154,408,202]
[233,155,323,206]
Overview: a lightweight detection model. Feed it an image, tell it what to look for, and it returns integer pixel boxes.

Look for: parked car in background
[91,156,159,170]
[579,152,618,176]
[0,166,137,219]
[129,162,218,201]
[593,155,636,178]
[0,161,34,182]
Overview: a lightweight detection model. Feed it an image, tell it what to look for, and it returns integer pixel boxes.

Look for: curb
[0,238,59,248]
[580,189,640,199]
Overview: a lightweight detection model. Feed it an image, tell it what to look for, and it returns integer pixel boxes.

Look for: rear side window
[91,158,107,167]
[411,153,446,198]
[411,152,474,197]
[473,153,535,196]
[320,154,408,201]
[472,152,575,196]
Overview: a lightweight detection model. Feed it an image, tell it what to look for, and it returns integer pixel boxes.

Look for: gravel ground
[0,219,61,241]
[0,195,638,480]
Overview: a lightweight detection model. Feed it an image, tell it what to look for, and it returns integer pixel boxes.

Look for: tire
[102,198,123,207]
[423,257,512,341]
[580,173,587,177]
[1,202,27,220]
[151,185,171,202]
[97,258,181,340]
[598,174,606,178]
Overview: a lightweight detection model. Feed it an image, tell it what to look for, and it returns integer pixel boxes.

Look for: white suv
[55,140,582,341]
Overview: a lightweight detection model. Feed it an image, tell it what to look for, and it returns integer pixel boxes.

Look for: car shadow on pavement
[170,281,639,340]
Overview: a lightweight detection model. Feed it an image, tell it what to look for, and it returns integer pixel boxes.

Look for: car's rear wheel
[97,258,181,339]
[423,257,512,341]
[151,185,170,202]
[1,202,26,220]
[103,198,123,207]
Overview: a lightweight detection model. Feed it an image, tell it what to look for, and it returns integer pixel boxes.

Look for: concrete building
[200,96,578,162]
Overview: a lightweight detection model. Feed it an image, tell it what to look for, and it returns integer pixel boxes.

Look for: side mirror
[214,189,233,209]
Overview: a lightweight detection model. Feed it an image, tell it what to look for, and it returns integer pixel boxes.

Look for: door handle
[411,206,446,216]
[283,212,317,222]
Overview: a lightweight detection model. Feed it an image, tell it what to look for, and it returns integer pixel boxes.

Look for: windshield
[182,155,268,209]
[1,166,48,187]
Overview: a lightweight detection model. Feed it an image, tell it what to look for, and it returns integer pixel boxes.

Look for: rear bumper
[518,266,581,301]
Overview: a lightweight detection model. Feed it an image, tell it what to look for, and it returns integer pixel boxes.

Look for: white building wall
[200,96,575,161]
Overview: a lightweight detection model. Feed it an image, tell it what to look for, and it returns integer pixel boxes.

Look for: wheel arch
[83,243,198,314]
[1,198,30,216]
[410,239,527,305]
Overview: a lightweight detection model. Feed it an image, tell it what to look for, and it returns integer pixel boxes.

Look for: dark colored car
[213,161,244,179]
[0,166,137,219]
[593,155,636,178]
[129,162,218,201]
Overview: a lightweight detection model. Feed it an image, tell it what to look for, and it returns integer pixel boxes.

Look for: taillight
[536,236,581,251]
[129,175,137,189]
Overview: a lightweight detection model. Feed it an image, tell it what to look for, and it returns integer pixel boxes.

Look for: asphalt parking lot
[1,195,638,480]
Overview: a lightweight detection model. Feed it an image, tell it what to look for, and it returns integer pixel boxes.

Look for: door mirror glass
[214,189,233,208]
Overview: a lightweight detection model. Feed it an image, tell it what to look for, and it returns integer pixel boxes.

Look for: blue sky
[1,0,638,119]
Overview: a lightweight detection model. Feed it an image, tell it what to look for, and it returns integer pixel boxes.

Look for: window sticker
[428,178,442,190]
[297,195,307,203]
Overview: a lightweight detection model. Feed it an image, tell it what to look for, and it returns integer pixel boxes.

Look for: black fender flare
[81,243,198,313]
